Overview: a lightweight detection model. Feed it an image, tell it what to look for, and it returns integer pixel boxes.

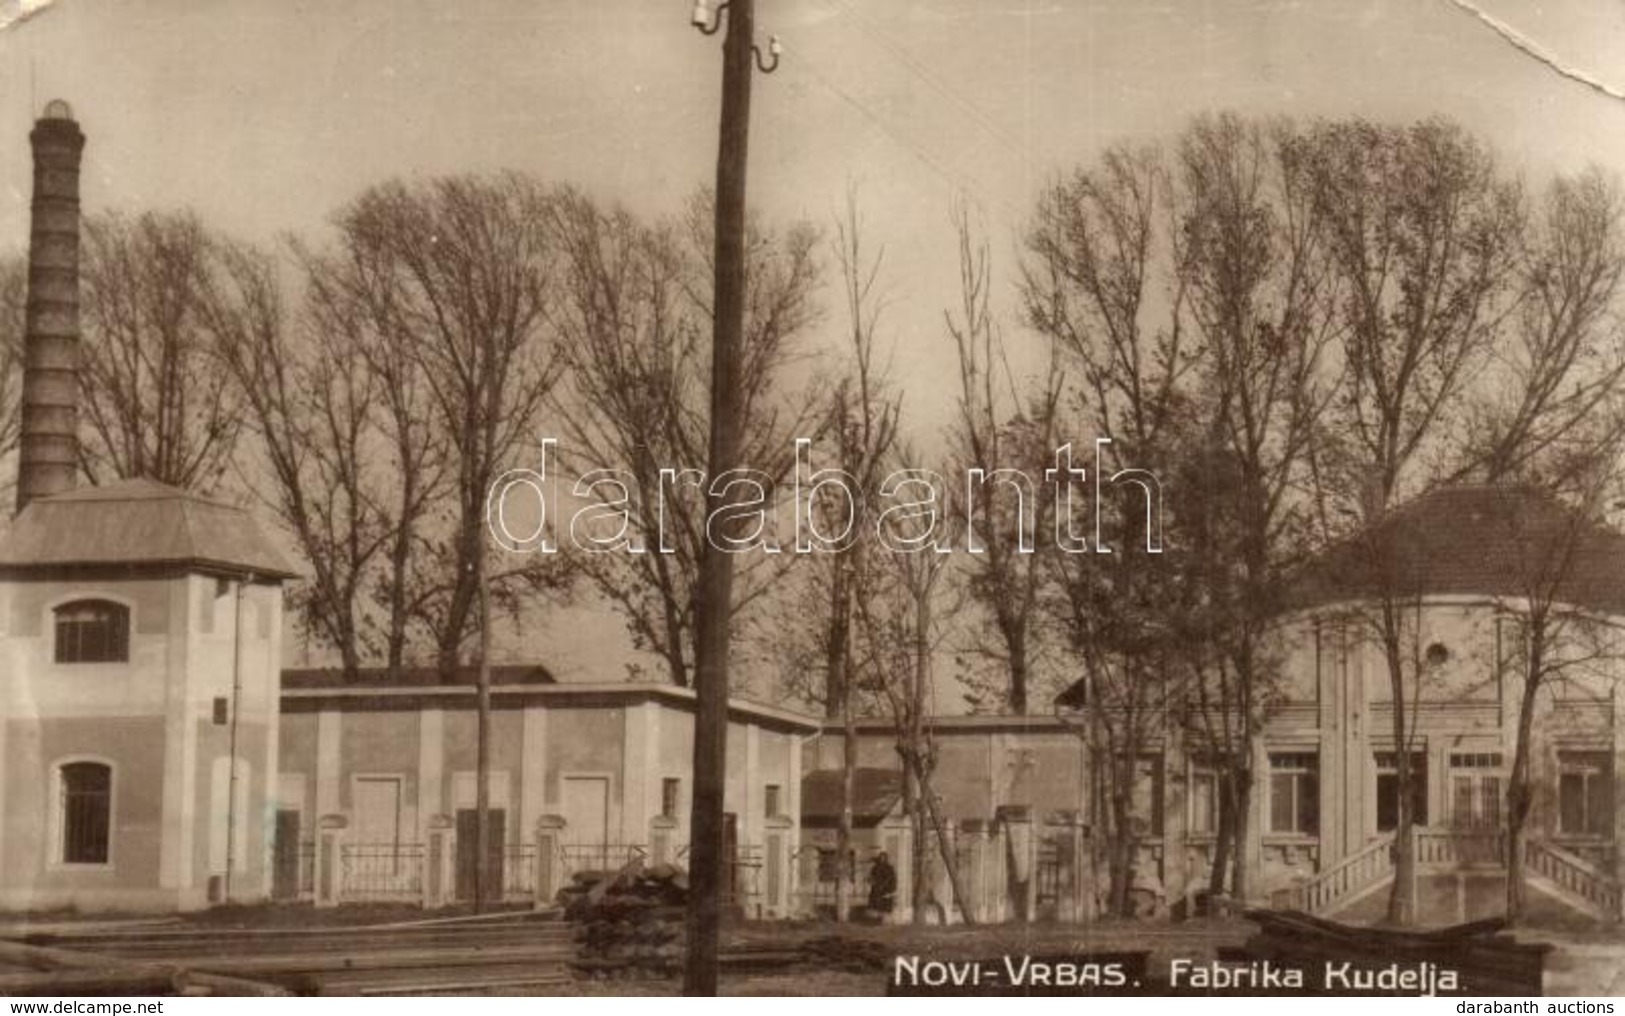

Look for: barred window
[60,762,111,864]
[54,600,130,664]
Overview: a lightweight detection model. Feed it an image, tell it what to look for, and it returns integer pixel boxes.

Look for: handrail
[1523,838,1622,920]
[1284,834,1393,913]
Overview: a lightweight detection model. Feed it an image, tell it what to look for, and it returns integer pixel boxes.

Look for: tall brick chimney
[14,99,84,515]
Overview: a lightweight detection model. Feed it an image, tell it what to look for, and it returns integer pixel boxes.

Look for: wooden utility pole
[684,0,758,996]
[475,554,493,912]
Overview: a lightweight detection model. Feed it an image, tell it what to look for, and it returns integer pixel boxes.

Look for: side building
[274,672,817,917]
[0,480,295,911]
[801,487,1625,927]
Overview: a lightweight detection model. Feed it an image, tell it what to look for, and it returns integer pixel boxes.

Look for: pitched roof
[801,767,905,827]
[281,664,556,689]
[0,478,298,579]
[1291,484,1625,615]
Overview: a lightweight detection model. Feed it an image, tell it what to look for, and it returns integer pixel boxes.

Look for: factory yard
[1,905,1618,996]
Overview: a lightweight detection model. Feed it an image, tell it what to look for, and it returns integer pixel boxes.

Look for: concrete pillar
[997,804,1036,922]
[315,709,341,820]
[764,816,795,918]
[959,819,993,923]
[314,814,347,908]
[1048,810,1094,923]
[620,704,652,844]
[649,816,677,866]
[535,815,566,909]
[520,706,547,843]
[419,708,444,846]
[424,813,454,908]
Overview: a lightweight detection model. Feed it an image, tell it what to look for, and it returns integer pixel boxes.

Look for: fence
[1035,839,1062,908]
[503,842,537,898]
[340,841,426,902]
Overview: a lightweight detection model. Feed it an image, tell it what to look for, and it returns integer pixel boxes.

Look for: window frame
[1187,758,1233,839]
[1557,750,1613,838]
[1267,751,1320,838]
[51,757,115,870]
[1374,750,1430,832]
[1447,752,1505,831]
[661,778,681,821]
[52,598,132,665]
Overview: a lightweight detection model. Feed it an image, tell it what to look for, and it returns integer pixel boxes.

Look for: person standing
[867,851,897,920]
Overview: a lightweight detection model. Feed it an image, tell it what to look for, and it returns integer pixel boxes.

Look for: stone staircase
[1281,828,1622,923]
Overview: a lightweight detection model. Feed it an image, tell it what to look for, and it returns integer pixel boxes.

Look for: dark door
[271,810,301,900]
[722,812,739,905]
[455,808,506,901]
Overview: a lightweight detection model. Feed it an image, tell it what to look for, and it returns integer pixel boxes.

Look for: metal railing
[503,842,537,898]
[340,841,426,901]
[558,843,648,881]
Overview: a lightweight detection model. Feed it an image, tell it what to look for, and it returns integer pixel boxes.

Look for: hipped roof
[1290,485,1625,615]
[0,478,297,580]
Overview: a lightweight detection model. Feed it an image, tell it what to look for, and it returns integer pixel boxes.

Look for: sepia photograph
[2,0,1625,1001]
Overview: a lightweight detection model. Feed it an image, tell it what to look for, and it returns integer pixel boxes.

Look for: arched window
[60,762,112,864]
[53,600,130,664]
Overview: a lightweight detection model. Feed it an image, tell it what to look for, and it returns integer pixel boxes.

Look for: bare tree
[853,442,973,925]
[945,200,1062,715]
[1463,168,1625,486]
[1486,474,1625,922]
[1168,113,1341,902]
[547,188,822,688]
[1298,117,1525,924]
[818,191,900,921]
[77,210,247,491]
[322,174,567,911]
[208,234,450,680]
[1024,140,1194,917]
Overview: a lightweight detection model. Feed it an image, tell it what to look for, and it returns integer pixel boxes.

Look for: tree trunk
[1108,791,1136,917]
[1387,750,1416,926]
[1382,621,1417,926]
[1008,627,1028,715]
[1229,769,1253,904]
[835,701,856,922]
[912,756,975,926]
[1505,656,1541,923]
[910,783,931,925]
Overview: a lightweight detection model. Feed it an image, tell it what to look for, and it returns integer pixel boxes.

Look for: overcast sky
[3,0,1625,692]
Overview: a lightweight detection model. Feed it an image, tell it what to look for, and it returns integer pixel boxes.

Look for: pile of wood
[561,858,690,978]
[800,935,890,972]
[4,911,576,996]
[1237,909,1551,996]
